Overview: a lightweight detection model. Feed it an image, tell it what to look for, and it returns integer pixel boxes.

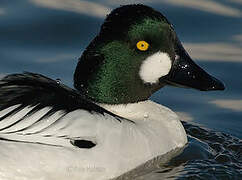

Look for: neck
[98,100,172,122]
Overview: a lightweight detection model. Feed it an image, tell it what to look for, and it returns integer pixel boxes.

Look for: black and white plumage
[0,73,124,146]
[0,73,140,180]
[0,72,110,115]
[0,73,186,180]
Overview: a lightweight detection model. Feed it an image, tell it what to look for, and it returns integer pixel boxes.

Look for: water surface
[0,0,241,179]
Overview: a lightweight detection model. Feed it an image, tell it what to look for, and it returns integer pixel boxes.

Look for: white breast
[99,100,187,150]
[98,100,187,177]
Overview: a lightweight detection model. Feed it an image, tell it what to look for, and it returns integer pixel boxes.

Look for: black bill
[163,39,225,91]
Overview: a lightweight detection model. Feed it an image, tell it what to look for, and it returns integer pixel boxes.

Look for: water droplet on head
[144,113,149,118]
[56,78,62,84]
[181,64,188,69]
[175,55,180,60]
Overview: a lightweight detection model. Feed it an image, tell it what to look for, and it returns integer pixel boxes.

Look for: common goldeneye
[0,4,224,180]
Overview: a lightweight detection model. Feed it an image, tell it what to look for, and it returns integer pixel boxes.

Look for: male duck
[0,4,224,180]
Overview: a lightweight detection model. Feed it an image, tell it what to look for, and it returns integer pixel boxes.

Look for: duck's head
[74,4,225,104]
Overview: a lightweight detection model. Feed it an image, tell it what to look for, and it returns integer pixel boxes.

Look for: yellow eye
[136,41,149,51]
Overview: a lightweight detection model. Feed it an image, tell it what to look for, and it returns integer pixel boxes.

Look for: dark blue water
[0,0,241,179]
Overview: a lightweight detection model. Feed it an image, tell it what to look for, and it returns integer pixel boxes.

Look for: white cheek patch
[139,51,172,84]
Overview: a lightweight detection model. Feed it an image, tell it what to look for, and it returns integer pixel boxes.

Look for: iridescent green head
[74,4,224,104]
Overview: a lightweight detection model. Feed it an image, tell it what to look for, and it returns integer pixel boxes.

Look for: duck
[0,4,225,180]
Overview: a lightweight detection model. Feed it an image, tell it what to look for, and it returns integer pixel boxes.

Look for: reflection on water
[184,42,242,62]
[0,0,241,179]
[163,0,242,17]
[30,0,111,18]
[211,99,242,112]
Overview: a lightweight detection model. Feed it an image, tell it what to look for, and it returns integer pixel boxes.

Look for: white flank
[139,51,172,84]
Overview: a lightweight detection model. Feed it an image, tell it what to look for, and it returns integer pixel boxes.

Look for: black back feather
[0,72,112,116]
